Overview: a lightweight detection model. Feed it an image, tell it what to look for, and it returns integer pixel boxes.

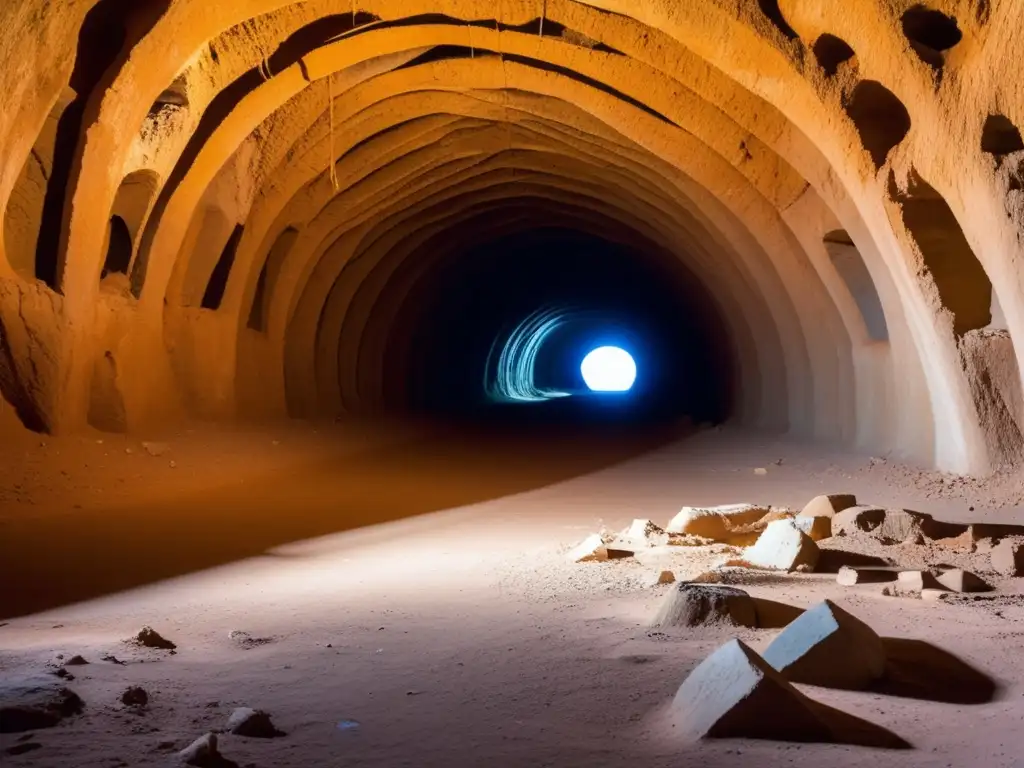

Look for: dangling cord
[328,75,340,192]
[539,0,546,38]
[496,9,514,174]
[258,43,273,81]
[352,0,357,27]
[468,23,474,58]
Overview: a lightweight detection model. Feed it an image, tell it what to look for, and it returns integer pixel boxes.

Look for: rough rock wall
[0,0,1021,477]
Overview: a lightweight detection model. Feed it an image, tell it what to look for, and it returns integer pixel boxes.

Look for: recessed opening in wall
[812,34,855,77]
[101,217,133,279]
[844,80,912,170]
[981,114,1024,163]
[823,230,889,342]
[888,170,992,336]
[149,74,189,116]
[900,4,962,69]
[247,262,269,332]
[757,0,799,40]
[201,224,243,311]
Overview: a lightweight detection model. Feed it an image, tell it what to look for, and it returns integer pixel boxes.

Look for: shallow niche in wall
[844,80,911,170]
[101,170,160,286]
[756,0,799,40]
[887,170,992,336]
[247,227,298,333]
[981,113,1024,191]
[823,230,889,342]
[149,74,189,118]
[900,4,962,71]
[812,34,855,77]
[201,224,244,311]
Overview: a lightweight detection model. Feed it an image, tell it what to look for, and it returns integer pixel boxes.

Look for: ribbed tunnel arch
[1,0,1023,477]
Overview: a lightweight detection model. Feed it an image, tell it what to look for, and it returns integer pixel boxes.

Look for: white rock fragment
[742,520,820,572]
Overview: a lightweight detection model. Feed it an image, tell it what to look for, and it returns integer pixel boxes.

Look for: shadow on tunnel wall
[0,418,689,620]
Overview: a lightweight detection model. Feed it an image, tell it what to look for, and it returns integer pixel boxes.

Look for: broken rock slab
[762,599,886,690]
[936,568,992,593]
[642,570,676,588]
[831,506,886,536]
[616,518,671,548]
[897,570,947,592]
[0,673,84,733]
[179,733,222,767]
[742,520,819,572]
[225,707,285,738]
[567,533,633,563]
[668,638,907,748]
[650,584,757,629]
[799,494,857,519]
[792,515,832,542]
[665,504,769,542]
[836,566,899,586]
[991,539,1024,576]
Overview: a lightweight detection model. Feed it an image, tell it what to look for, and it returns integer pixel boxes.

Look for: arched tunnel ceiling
[1,0,1024,477]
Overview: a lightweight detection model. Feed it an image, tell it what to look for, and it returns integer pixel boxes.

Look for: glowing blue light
[581,346,636,392]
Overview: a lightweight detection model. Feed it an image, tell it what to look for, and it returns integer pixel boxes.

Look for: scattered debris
[742,520,820,572]
[101,654,126,665]
[921,588,953,602]
[227,630,275,649]
[141,441,170,457]
[64,655,88,666]
[651,584,757,629]
[225,707,285,738]
[131,626,176,650]
[762,600,886,690]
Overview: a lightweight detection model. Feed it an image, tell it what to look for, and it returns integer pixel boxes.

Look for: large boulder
[0,673,84,733]
[742,520,820,572]
[762,600,886,690]
[665,504,769,543]
[650,584,757,629]
[668,639,907,748]
[799,494,857,519]
[669,639,833,743]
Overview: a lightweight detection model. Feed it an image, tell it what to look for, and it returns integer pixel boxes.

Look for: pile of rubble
[567,493,1024,586]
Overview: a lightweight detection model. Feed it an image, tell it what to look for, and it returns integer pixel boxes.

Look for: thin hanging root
[468,23,474,57]
[328,75,339,191]
[540,0,546,38]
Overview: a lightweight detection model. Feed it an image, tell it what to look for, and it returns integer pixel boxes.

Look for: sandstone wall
[0,0,1021,475]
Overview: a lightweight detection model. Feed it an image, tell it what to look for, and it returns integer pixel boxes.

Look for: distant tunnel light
[581,346,636,392]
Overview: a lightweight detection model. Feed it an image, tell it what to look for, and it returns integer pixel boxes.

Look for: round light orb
[580,346,637,392]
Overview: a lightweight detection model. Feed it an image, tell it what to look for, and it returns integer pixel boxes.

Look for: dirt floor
[1,416,1024,767]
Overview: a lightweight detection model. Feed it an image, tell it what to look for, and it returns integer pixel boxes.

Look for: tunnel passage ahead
[373,226,734,428]
[1,1,1024,476]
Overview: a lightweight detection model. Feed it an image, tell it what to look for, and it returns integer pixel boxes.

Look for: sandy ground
[2,416,1024,767]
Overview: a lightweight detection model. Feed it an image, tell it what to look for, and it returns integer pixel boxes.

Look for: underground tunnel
[1,2,1024,766]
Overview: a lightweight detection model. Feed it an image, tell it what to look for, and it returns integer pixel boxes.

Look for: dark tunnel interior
[379,225,735,427]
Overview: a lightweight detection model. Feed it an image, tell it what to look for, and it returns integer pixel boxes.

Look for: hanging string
[495,8,515,172]
[328,74,339,191]
[468,23,474,58]
[352,0,357,26]
[539,0,546,38]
